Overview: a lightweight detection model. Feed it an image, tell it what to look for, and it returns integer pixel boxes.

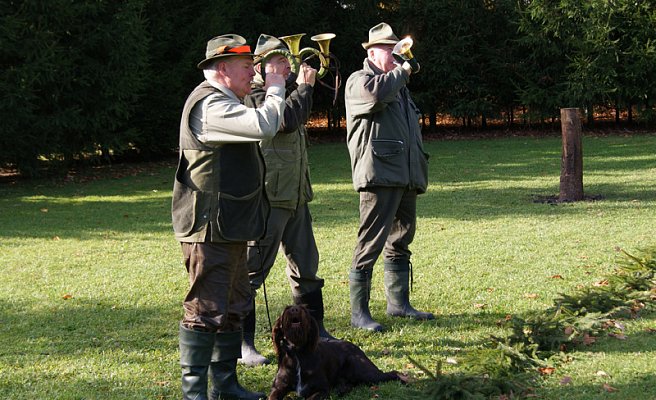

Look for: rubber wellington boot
[179,324,215,400]
[349,269,383,332]
[238,303,269,367]
[293,288,336,340]
[384,260,434,320]
[210,331,265,400]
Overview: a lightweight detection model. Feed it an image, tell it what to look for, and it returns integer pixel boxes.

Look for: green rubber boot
[179,324,214,400]
[349,269,383,332]
[384,260,434,320]
[293,288,336,340]
[209,331,265,400]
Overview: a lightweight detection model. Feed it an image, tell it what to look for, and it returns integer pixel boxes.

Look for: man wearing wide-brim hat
[344,23,434,333]
[172,33,287,400]
[235,34,335,367]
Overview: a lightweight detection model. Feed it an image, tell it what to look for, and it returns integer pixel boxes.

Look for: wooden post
[559,108,584,201]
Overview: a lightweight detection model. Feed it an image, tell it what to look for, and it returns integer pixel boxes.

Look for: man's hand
[264,62,286,89]
[296,63,317,87]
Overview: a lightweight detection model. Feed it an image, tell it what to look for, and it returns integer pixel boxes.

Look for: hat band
[226,45,251,54]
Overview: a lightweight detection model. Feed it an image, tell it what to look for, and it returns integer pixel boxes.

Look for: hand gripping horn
[393,36,420,73]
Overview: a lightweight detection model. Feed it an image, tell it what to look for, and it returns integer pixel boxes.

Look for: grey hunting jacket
[344,59,429,194]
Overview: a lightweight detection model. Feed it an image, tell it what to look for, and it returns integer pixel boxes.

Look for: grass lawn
[0,133,654,399]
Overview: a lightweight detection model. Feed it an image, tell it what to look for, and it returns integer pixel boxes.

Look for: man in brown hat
[171,33,286,400]
[238,34,334,367]
[344,23,434,333]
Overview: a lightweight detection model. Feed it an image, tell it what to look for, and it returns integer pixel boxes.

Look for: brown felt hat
[361,22,399,49]
[197,34,254,69]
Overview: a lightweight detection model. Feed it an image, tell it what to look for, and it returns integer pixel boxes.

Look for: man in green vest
[171,34,286,400]
[239,34,334,367]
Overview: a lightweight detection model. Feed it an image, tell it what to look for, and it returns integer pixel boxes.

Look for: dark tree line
[1,0,655,175]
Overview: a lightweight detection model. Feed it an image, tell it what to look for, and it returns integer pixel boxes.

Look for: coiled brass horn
[260,32,341,105]
[279,33,336,78]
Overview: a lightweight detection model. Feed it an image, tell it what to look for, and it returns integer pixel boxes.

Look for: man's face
[368,44,396,73]
[261,54,292,79]
[220,56,256,99]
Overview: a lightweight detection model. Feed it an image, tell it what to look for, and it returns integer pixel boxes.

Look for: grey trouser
[246,205,324,297]
[181,242,252,332]
[351,187,417,270]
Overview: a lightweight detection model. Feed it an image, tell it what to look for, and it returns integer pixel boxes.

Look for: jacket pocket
[217,187,268,241]
[371,139,404,158]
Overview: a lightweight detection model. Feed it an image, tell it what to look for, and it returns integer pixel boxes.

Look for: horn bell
[279,33,305,56]
[393,36,414,60]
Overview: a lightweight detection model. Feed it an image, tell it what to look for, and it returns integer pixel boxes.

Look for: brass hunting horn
[261,32,341,104]
[278,33,336,78]
[392,36,420,73]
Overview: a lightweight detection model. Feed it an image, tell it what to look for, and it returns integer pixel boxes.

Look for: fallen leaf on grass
[446,357,458,365]
[62,294,73,300]
[595,370,610,378]
[608,332,627,340]
[602,383,618,392]
[593,279,610,287]
[560,376,572,385]
[583,333,597,345]
[603,320,625,331]
[525,293,539,299]
[551,274,564,279]
[538,367,556,375]
[474,303,486,309]
[52,236,60,241]
[40,208,48,213]
[646,327,656,334]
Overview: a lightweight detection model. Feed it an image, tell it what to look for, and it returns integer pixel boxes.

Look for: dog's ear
[306,308,320,352]
[272,313,285,355]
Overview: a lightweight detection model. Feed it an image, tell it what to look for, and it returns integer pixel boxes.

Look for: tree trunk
[429,112,437,130]
[559,108,584,202]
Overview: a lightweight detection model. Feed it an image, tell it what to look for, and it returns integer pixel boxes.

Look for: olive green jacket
[244,81,314,210]
[344,59,429,194]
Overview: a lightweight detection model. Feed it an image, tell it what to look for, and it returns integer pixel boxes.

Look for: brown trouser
[351,187,417,270]
[181,242,252,332]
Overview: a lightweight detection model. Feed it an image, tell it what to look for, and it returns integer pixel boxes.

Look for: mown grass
[0,133,654,399]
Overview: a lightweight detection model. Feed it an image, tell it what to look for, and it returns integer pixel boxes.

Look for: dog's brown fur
[268,305,404,400]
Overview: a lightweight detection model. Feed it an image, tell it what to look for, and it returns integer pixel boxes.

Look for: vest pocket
[172,180,206,236]
[217,187,268,241]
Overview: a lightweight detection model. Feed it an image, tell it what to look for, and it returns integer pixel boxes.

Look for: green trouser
[246,205,324,297]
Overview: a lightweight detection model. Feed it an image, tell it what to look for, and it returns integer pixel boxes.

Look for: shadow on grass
[0,297,179,357]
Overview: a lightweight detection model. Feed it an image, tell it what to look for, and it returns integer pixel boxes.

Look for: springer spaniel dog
[268,305,406,400]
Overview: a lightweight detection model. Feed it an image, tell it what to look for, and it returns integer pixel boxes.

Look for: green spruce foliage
[418,246,656,399]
